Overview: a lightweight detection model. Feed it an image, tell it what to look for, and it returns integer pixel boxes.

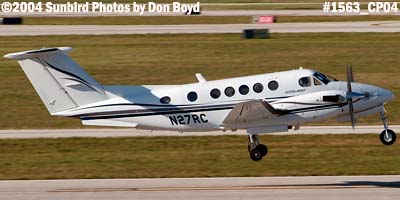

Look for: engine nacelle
[272,90,347,110]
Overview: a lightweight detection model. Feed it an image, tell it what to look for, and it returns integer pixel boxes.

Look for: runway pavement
[0,125,398,139]
[1,21,400,36]
[1,176,399,200]
[1,9,400,17]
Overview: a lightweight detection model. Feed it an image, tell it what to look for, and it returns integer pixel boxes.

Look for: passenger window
[239,85,249,95]
[314,78,322,86]
[268,80,279,91]
[253,83,263,93]
[160,96,171,104]
[210,88,221,99]
[224,87,235,97]
[299,77,311,87]
[187,91,198,102]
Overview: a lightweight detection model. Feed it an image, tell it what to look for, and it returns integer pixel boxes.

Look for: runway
[1,176,399,200]
[1,21,400,35]
[0,125,398,139]
[1,9,400,17]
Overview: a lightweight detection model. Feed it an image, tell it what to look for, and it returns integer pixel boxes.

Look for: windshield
[313,72,337,85]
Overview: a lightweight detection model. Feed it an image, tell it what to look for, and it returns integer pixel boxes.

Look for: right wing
[222,100,285,127]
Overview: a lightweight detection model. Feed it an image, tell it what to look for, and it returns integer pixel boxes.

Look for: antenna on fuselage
[195,73,207,83]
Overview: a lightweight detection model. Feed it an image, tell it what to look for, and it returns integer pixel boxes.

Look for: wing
[222,100,285,127]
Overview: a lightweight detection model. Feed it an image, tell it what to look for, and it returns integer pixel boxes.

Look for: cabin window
[314,78,322,86]
[187,91,198,102]
[210,88,221,99]
[268,80,279,91]
[224,87,235,97]
[239,85,249,95]
[253,83,263,93]
[160,96,171,104]
[299,77,311,87]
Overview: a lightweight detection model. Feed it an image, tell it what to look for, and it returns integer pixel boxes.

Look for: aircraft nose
[375,87,394,103]
[359,83,394,103]
[378,87,395,103]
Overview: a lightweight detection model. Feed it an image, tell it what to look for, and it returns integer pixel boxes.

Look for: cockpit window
[313,72,336,85]
[299,77,311,87]
[314,78,322,86]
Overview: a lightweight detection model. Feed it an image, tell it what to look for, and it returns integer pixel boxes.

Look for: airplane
[4,47,396,161]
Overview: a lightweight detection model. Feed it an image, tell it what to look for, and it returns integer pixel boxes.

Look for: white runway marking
[1,176,399,200]
[0,125,398,139]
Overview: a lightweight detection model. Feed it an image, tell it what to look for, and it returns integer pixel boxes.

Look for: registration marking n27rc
[169,114,208,125]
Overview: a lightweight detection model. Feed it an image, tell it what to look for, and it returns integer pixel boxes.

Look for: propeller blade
[346,64,357,129]
[347,64,353,92]
[348,99,356,130]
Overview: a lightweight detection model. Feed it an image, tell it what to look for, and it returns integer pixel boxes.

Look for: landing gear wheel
[250,148,263,161]
[249,145,268,161]
[380,129,396,145]
[258,144,268,157]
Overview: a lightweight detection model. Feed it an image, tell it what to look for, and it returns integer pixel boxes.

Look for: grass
[20,15,400,25]
[278,15,400,23]
[0,134,399,180]
[201,4,322,10]
[23,16,252,25]
[0,33,400,129]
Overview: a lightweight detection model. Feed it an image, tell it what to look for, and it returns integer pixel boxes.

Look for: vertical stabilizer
[4,47,108,114]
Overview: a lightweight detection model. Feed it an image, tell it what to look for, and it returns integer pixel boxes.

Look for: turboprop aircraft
[4,47,396,161]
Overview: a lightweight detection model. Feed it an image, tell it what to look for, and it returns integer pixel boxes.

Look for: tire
[250,149,263,161]
[257,144,268,157]
[380,129,396,145]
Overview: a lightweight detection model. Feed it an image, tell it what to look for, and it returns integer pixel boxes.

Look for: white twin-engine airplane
[4,47,396,161]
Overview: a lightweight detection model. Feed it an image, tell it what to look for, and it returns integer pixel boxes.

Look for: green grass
[0,134,399,180]
[201,4,322,10]
[23,16,252,25]
[278,15,400,23]
[0,33,400,129]
[21,15,400,25]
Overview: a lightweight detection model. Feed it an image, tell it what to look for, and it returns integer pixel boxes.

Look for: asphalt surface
[1,21,400,35]
[1,9,399,17]
[0,125,398,138]
[1,176,399,200]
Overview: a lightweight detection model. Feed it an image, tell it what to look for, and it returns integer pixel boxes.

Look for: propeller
[346,64,357,129]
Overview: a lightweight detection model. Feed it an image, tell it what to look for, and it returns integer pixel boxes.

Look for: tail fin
[4,47,108,114]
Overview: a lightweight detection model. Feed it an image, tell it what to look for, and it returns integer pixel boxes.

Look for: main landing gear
[380,112,396,145]
[248,135,268,161]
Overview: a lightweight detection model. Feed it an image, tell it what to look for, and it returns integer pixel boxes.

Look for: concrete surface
[0,125,398,138]
[1,9,399,17]
[1,176,399,200]
[1,21,400,35]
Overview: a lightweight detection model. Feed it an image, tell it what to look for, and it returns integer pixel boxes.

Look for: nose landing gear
[248,134,268,161]
[380,112,396,145]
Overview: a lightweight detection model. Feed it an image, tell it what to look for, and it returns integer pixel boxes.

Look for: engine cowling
[272,90,347,111]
